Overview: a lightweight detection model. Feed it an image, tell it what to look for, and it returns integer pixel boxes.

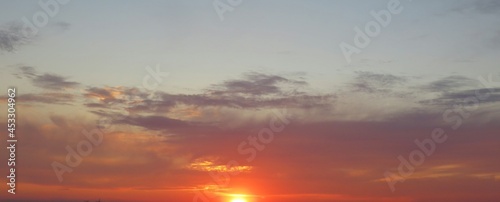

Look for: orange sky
[1,82,499,202]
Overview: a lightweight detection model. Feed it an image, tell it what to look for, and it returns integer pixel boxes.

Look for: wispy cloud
[5,92,76,105]
[84,72,334,115]
[115,115,192,131]
[420,75,478,93]
[53,21,71,31]
[17,66,80,90]
[473,0,500,14]
[449,0,500,15]
[0,23,29,52]
[348,71,407,94]
[209,72,307,96]
[420,87,500,106]
[32,74,80,90]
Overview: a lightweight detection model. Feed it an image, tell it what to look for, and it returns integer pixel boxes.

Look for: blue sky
[2,0,499,91]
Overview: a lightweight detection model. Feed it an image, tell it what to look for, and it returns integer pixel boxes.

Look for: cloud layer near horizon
[1,67,500,202]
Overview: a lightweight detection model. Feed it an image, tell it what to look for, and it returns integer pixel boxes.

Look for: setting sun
[231,198,247,202]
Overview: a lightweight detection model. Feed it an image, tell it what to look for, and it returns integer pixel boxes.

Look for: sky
[0,0,500,202]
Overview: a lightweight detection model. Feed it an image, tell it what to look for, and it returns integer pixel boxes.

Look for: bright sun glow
[231,198,247,202]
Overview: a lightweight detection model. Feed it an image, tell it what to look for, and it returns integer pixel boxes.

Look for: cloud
[32,74,80,90]
[78,72,335,134]
[14,69,331,116]
[0,20,72,53]
[414,75,500,109]
[17,66,80,90]
[0,23,29,52]
[18,66,37,77]
[83,73,334,115]
[9,93,75,105]
[449,0,500,15]
[115,115,192,131]
[155,92,332,110]
[420,87,500,106]
[348,71,407,94]
[474,0,500,14]
[84,87,122,103]
[3,76,500,202]
[53,21,71,31]
[50,115,69,128]
[209,72,307,96]
[420,75,478,93]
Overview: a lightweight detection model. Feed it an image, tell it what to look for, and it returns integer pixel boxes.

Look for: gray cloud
[53,21,71,31]
[33,73,80,90]
[85,87,333,114]
[17,66,37,78]
[84,72,334,114]
[450,0,500,14]
[420,87,500,106]
[0,20,71,52]
[17,66,80,90]
[209,72,307,96]
[0,23,29,52]
[116,115,191,131]
[81,72,334,132]
[349,71,407,94]
[12,93,75,105]
[420,75,478,93]
[474,0,500,14]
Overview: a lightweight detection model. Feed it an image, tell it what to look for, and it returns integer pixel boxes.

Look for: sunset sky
[1,0,500,202]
